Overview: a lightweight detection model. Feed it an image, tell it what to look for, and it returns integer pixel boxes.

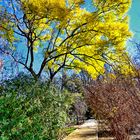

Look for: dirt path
[63,119,114,140]
[63,119,140,140]
[63,119,98,140]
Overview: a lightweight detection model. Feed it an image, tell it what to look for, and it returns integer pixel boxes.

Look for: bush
[85,77,140,140]
[0,75,74,140]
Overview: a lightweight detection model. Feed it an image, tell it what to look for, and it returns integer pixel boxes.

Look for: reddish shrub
[85,77,140,140]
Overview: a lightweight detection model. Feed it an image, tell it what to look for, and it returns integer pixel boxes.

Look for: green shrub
[0,76,74,140]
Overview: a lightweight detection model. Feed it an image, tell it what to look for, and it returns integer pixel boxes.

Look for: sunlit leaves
[22,0,67,19]
[0,0,132,79]
[22,0,132,78]
[93,0,131,16]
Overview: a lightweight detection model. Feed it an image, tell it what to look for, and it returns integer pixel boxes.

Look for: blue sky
[126,0,140,56]
[128,0,140,40]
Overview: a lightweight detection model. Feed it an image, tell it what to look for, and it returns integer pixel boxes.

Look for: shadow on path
[63,119,100,140]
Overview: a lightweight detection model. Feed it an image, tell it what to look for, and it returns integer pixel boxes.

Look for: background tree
[0,0,131,80]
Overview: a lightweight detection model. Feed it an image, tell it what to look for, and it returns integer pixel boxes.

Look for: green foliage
[63,127,76,136]
[0,75,74,140]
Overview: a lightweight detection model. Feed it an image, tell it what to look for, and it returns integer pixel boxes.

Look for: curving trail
[63,119,98,140]
[63,119,114,140]
[63,119,140,140]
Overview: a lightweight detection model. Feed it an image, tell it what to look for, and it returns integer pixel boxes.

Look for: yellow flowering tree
[0,0,132,80]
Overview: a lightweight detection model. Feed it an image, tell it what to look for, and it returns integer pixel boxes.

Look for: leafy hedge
[0,76,74,140]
